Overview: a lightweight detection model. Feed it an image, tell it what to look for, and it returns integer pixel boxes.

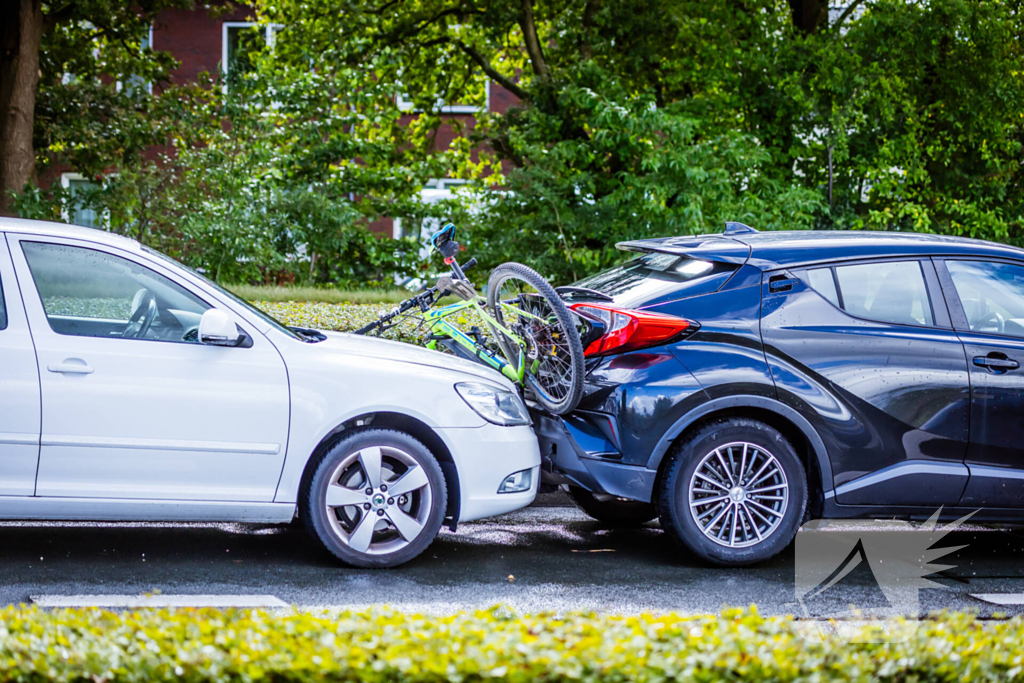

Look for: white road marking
[970,593,1024,606]
[30,594,288,608]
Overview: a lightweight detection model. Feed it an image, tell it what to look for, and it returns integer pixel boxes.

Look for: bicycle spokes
[493,277,576,404]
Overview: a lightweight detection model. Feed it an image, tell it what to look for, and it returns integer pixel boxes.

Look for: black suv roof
[618,228,1024,271]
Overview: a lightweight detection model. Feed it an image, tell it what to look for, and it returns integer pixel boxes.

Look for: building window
[60,173,102,229]
[222,22,281,88]
[397,81,490,115]
[394,179,472,240]
[122,26,154,95]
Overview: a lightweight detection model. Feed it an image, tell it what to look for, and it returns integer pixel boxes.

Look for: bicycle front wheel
[486,262,584,415]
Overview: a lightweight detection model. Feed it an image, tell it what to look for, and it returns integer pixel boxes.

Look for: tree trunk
[0,0,43,216]
[787,0,829,34]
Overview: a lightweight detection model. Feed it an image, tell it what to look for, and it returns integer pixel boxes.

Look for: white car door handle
[47,361,95,374]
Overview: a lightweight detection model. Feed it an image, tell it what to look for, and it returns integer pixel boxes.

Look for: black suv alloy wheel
[658,418,807,566]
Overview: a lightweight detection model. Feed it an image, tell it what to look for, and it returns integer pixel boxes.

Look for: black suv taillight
[569,303,697,356]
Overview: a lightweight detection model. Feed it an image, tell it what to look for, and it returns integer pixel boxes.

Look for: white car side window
[21,241,212,343]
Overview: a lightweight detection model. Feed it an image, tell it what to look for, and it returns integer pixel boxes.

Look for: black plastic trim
[643,395,835,494]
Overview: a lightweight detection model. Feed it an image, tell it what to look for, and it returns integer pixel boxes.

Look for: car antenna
[724,222,758,235]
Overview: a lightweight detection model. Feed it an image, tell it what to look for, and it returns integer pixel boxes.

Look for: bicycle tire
[486,262,585,415]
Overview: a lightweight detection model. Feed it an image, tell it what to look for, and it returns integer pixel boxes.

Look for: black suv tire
[658,417,806,566]
[568,487,658,526]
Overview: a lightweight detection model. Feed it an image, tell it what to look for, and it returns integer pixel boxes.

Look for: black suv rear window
[573,252,737,307]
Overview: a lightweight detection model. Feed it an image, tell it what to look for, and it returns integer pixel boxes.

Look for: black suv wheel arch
[647,396,834,506]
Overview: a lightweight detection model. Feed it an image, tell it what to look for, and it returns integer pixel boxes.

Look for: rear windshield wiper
[555,286,614,302]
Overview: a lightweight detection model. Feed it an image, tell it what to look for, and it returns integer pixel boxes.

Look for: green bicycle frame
[423,296,533,383]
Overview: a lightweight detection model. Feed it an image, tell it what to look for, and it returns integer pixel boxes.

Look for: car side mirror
[199,309,244,347]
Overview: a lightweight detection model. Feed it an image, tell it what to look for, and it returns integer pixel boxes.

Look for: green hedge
[259,300,484,345]
[0,607,1021,682]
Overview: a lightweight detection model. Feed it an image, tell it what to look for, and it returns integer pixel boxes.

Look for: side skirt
[820,500,1023,525]
[0,497,297,523]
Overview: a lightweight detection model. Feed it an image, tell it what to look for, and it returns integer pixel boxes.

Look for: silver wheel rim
[324,445,432,556]
[687,441,789,548]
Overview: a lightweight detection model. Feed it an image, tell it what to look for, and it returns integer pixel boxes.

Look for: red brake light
[570,303,695,356]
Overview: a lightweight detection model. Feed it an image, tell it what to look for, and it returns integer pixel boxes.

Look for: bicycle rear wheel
[486,262,584,415]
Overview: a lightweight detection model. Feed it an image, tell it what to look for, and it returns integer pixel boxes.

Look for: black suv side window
[0,270,6,330]
[805,267,840,307]
[945,260,1024,337]
[802,260,935,327]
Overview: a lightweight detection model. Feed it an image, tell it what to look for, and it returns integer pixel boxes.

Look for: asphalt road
[1,504,1023,616]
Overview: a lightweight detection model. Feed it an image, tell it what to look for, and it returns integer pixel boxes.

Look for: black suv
[535,224,1024,566]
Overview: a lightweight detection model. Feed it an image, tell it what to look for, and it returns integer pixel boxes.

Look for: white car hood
[314,331,513,387]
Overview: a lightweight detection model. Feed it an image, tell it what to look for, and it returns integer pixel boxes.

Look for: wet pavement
[1,506,1023,616]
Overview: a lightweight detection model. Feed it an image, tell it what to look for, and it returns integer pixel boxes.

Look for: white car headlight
[455,382,532,426]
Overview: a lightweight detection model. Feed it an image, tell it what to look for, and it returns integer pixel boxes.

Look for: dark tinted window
[835,261,933,327]
[946,260,1024,337]
[801,260,935,327]
[805,267,839,307]
[0,272,6,330]
[573,252,737,307]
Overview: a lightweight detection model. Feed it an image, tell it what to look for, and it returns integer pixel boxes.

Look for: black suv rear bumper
[530,408,658,504]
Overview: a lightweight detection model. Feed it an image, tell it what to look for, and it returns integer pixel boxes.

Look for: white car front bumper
[438,424,540,523]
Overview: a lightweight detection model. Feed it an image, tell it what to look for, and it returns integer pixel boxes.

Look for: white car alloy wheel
[687,441,789,548]
[302,428,447,568]
[324,445,433,555]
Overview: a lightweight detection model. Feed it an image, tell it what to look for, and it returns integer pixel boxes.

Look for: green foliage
[467,64,823,281]
[229,284,415,304]
[261,0,1024,284]
[33,0,190,175]
[0,607,1022,682]
[17,8,446,287]
[256,300,430,343]
[16,0,1024,287]
[797,0,1024,240]
[159,60,448,285]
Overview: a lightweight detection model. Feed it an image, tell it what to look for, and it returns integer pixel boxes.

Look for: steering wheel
[976,309,1005,335]
[122,290,158,339]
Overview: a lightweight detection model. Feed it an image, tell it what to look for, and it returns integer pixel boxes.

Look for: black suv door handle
[769,276,797,293]
[974,355,1020,371]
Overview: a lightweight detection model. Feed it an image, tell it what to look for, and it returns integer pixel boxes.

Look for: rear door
[0,235,41,496]
[935,258,1024,507]
[761,257,971,506]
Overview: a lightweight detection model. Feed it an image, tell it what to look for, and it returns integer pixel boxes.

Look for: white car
[0,218,540,567]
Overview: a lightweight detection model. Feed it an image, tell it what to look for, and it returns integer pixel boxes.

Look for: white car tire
[301,428,447,568]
